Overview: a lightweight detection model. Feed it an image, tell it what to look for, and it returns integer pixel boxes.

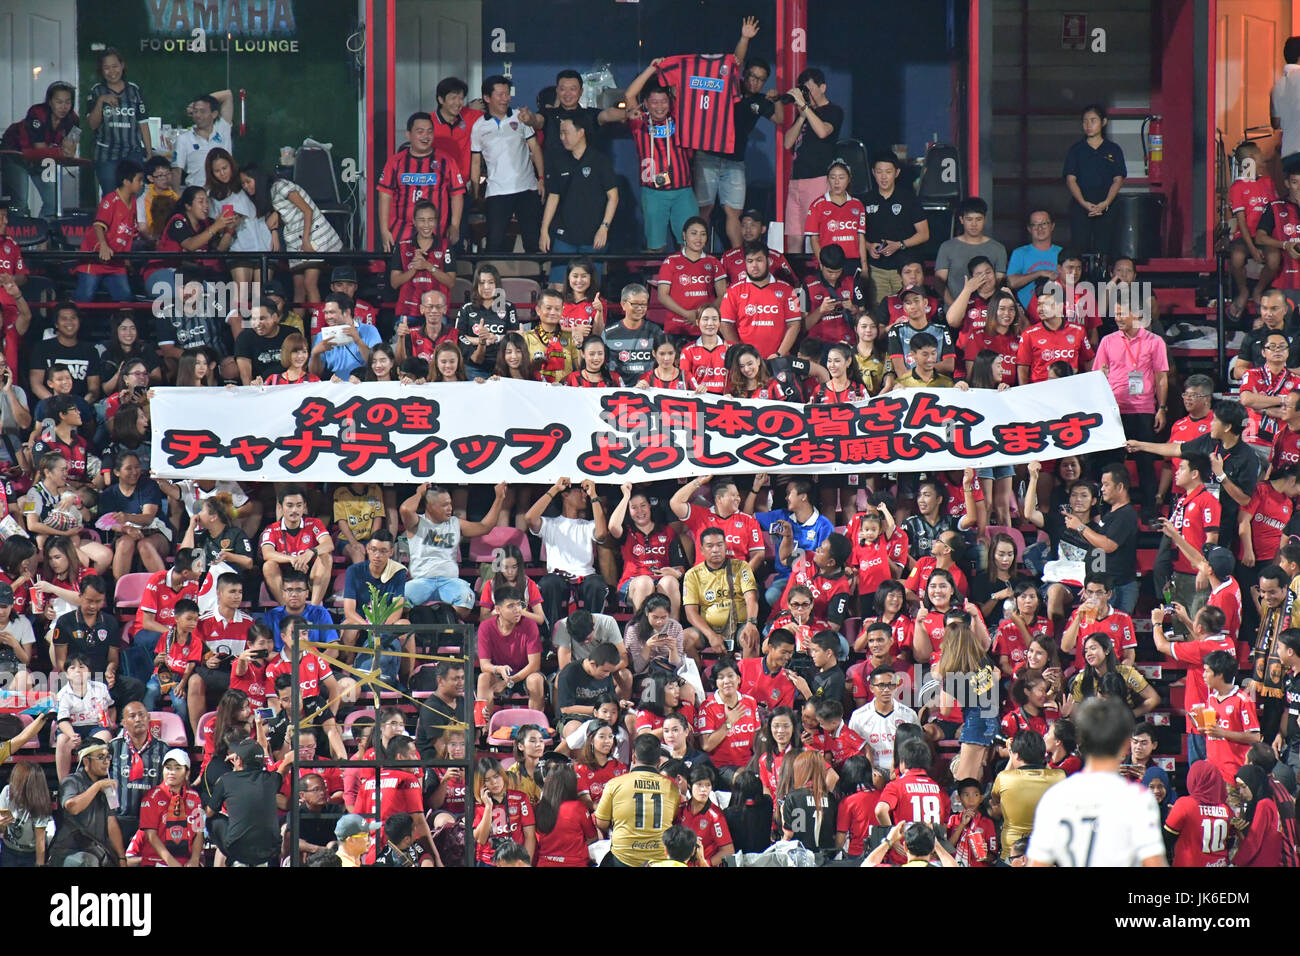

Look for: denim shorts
[976,466,1015,481]
[959,709,1000,747]
[693,153,746,209]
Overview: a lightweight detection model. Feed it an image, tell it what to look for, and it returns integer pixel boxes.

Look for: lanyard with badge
[1120,333,1145,396]
[649,115,675,187]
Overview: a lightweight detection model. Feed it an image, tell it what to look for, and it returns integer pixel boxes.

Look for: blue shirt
[1063,138,1127,202]
[313,323,382,379]
[755,508,835,576]
[261,603,340,650]
[1006,242,1062,307]
[343,561,408,610]
[99,478,163,522]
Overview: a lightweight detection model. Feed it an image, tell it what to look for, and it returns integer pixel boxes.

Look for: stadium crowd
[1,20,1300,869]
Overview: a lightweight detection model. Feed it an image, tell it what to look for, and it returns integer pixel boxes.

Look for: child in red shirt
[946,778,999,866]
[145,599,202,712]
[229,623,275,706]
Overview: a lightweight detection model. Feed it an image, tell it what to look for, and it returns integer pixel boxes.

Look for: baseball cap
[335,813,381,841]
[261,278,287,299]
[1203,545,1235,580]
[232,739,265,767]
[899,285,926,301]
[740,208,766,224]
[0,582,15,607]
[331,266,358,284]
[163,747,191,768]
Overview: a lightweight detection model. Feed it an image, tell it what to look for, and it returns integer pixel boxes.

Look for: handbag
[723,560,743,653]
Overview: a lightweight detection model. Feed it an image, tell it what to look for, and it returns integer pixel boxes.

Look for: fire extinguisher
[1142,115,1163,185]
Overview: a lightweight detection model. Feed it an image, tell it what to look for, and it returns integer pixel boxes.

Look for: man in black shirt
[49,741,125,866]
[783,67,844,254]
[862,152,931,300]
[204,738,287,866]
[51,575,145,709]
[234,296,292,383]
[518,69,621,166]
[1231,288,1300,378]
[28,304,101,401]
[539,118,619,283]
[603,283,665,385]
[107,700,168,846]
[1062,463,1138,614]
[555,641,620,735]
[1129,399,1259,555]
[415,660,466,758]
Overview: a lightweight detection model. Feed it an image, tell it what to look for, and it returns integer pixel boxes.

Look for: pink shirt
[1094,327,1168,415]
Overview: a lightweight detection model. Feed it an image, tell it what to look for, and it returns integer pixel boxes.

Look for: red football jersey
[1262,198,1300,289]
[1272,424,1300,473]
[778,556,854,621]
[266,651,333,698]
[1026,285,1100,332]
[879,768,945,825]
[136,784,205,866]
[1239,366,1300,450]
[836,789,882,856]
[763,610,832,654]
[994,616,1050,672]
[228,659,269,706]
[561,299,600,333]
[472,790,534,864]
[196,609,255,657]
[738,655,797,711]
[656,54,742,153]
[259,517,329,556]
[1245,482,1292,564]
[680,339,730,393]
[1170,413,1213,476]
[356,768,425,825]
[903,558,968,600]
[158,628,203,677]
[1208,579,1242,646]
[850,538,894,597]
[804,195,866,259]
[1168,632,1238,732]
[959,329,1019,385]
[134,570,200,632]
[401,323,458,364]
[575,759,627,803]
[807,723,866,769]
[1205,686,1259,783]
[77,191,135,275]
[695,692,761,767]
[636,369,691,390]
[1015,321,1094,383]
[634,702,696,734]
[1168,485,1220,574]
[879,290,941,324]
[679,801,733,862]
[720,278,802,358]
[1000,705,1050,740]
[628,108,694,190]
[1067,608,1137,670]
[618,525,679,587]
[654,252,725,337]
[721,246,796,285]
[1229,177,1279,238]
[802,273,858,345]
[1166,796,1232,867]
[0,236,27,277]
[435,766,468,814]
[682,504,763,562]
[376,148,466,243]
[945,810,999,867]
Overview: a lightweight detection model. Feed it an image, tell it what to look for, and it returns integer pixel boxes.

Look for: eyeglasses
[283,586,308,594]
[788,600,813,609]
[1182,389,1210,398]
[1028,220,1052,228]
[1264,343,1289,351]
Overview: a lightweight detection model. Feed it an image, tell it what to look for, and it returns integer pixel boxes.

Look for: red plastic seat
[468,527,531,565]
[113,572,153,610]
[148,710,189,747]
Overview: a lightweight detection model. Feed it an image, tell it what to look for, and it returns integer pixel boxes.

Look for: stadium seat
[149,711,189,747]
[501,277,541,307]
[468,527,531,565]
[984,525,1026,558]
[487,708,550,748]
[343,707,377,743]
[113,572,153,610]
[194,711,218,750]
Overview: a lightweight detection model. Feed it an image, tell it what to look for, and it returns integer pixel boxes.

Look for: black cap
[1203,545,1235,580]
[899,285,926,301]
[740,208,766,224]
[0,582,14,607]
[232,739,266,767]
[261,279,287,299]
[331,266,358,284]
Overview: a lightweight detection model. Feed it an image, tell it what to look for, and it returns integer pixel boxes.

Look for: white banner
[149,374,1124,484]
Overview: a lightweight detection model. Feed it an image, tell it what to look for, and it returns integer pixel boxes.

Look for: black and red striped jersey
[376,147,466,244]
[628,108,694,190]
[656,54,742,153]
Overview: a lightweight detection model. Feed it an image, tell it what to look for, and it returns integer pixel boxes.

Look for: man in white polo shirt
[168,90,234,188]
[470,75,545,253]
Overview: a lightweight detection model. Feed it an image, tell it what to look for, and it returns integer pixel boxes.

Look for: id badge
[1127,371,1144,396]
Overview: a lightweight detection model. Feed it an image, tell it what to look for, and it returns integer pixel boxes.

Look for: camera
[788,653,816,681]
[653,172,670,188]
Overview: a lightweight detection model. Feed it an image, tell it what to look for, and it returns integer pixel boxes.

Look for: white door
[395,0,482,145]
[0,0,78,214]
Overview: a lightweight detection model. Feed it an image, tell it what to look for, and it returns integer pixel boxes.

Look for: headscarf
[1185,761,1227,806]
[1142,765,1175,815]
[1235,764,1272,823]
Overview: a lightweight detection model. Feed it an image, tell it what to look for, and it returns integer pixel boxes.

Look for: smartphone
[256,706,275,722]
[221,204,235,218]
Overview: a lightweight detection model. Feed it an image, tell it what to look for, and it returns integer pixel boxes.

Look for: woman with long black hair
[533,763,595,867]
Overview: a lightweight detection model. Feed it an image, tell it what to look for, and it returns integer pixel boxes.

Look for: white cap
[163,748,192,768]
